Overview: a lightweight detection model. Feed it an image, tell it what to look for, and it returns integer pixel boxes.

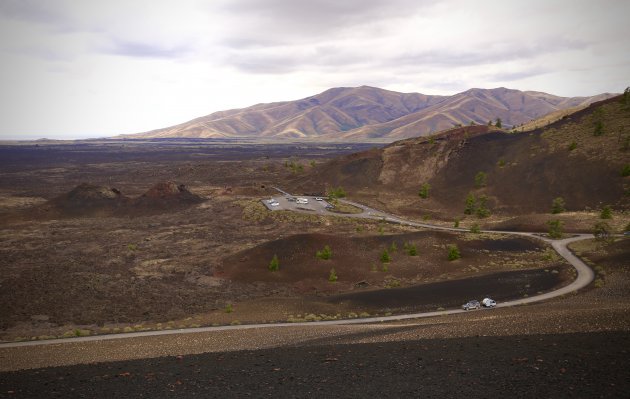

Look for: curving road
[0,190,596,348]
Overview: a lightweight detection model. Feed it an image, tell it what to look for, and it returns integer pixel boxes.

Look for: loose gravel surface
[1,330,628,398]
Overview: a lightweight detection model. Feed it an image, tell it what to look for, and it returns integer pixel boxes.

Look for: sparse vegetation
[551,197,566,214]
[316,245,332,260]
[390,242,398,252]
[328,268,338,282]
[328,186,346,199]
[464,193,476,215]
[380,249,391,263]
[418,183,430,199]
[454,218,460,228]
[470,223,480,233]
[474,171,487,187]
[600,205,613,219]
[269,254,280,271]
[568,141,577,151]
[475,195,490,218]
[447,244,461,261]
[547,219,564,239]
[225,303,233,313]
[593,108,605,136]
[127,243,138,251]
[497,159,506,167]
[403,242,417,256]
[593,221,613,243]
[621,164,630,177]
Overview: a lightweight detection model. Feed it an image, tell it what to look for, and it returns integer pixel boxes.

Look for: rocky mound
[44,183,129,216]
[133,181,204,209]
[36,181,203,218]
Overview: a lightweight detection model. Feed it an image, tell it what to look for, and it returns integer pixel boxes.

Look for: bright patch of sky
[0,0,628,139]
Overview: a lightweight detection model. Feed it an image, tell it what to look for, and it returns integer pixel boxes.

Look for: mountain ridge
[121,86,616,141]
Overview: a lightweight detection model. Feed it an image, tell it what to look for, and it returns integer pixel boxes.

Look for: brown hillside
[291,95,630,217]
[121,86,614,141]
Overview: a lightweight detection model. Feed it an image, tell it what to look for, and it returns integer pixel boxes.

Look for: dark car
[462,300,480,311]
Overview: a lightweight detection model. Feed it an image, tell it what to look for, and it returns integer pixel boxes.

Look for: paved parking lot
[261,195,334,215]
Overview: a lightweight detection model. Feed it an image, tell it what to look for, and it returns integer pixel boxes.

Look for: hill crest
[121,86,616,141]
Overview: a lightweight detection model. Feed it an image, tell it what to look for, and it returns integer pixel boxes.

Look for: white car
[296,198,309,204]
[481,298,496,308]
[266,199,275,203]
[270,201,280,207]
[315,197,323,201]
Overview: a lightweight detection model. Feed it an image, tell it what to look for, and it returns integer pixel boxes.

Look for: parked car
[270,201,280,207]
[287,197,296,202]
[315,197,323,201]
[481,297,496,308]
[462,300,480,311]
[266,199,275,203]
[296,198,309,204]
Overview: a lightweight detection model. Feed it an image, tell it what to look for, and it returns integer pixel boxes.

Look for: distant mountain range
[121,86,616,141]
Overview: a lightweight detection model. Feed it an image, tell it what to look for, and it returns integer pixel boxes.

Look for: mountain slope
[122,86,615,141]
[291,95,630,218]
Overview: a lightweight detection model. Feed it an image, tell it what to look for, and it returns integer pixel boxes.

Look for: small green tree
[497,159,506,167]
[600,205,613,219]
[380,249,391,263]
[470,223,480,233]
[316,245,332,260]
[404,242,417,256]
[568,141,577,151]
[269,254,279,271]
[447,244,461,261]
[495,118,502,128]
[594,120,604,136]
[621,164,630,177]
[474,171,487,187]
[475,195,490,218]
[547,219,563,239]
[225,303,233,313]
[464,193,477,215]
[418,183,430,199]
[551,197,566,214]
[593,221,613,243]
[622,87,630,106]
[454,218,460,228]
[328,268,338,282]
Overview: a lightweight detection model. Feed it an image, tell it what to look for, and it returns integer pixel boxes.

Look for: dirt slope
[292,95,630,216]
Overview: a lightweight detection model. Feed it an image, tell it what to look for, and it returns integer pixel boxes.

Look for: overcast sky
[0,0,628,139]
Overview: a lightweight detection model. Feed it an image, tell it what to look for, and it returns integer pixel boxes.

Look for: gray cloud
[217,0,430,46]
[0,0,80,32]
[100,38,193,59]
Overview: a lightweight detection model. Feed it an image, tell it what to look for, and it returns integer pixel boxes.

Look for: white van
[296,198,309,204]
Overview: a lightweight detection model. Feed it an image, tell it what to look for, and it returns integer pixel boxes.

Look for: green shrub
[380,249,391,263]
[464,193,476,215]
[470,223,480,233]
[404,243,417,256]
[454,218,460,228]
[600,205,613,219]
[328,268,338,282]
[497,159,506,167]
[448,245,461,261]
[328,187,346,199]
[547,219,563,239]
[475,195,490,218]
[551,197,565,214]
[225,303,233,313]
[568,141,577,151]
[621,165,630,177]
[316,245,332,260]
[269,254,280,271]
[418,183,430,199]
[390,242,398,252]
[474,171,487,187]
